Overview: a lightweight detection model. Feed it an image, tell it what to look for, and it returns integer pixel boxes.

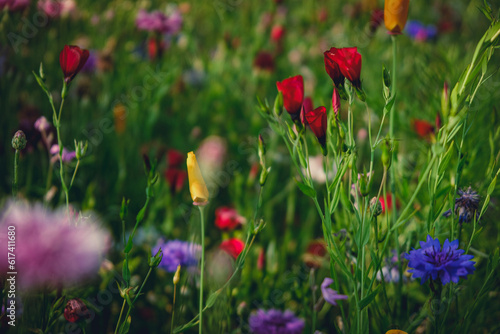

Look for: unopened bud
[64,298,90,323]
[382,65,391,89]
[274,91,284,117]
[39,62,45,80]
[259,167,270,186]
[173,265,181,285]
[381,139,392,169]
[370,197,383,217]
[12,130,27,151]
[441,82,449,117]
[74,140,88,160]
[287,122,297,140]
[332,88,341,116]
[258,134,266,160]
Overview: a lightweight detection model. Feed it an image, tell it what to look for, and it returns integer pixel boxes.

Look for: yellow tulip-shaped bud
[187,151,209,205]
[385,331,408,334]
[384,0,410,34]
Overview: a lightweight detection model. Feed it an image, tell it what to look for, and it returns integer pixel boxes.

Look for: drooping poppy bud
[276,75,304,122]
[59,45,90,84]
[64,298,89,323]
[384,0,410,34]
[305,106,328,154]
[187,151,209,205]
[332,88,341,116]
[325,47,363,90]
[219,238,245,259]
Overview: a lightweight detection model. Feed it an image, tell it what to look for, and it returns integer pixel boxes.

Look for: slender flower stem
[13,150,19,196]
[310,268,317,334]
[69,160,80,189]
[114,300,127,334]
[171,281,178,334]
[198,205,206,334]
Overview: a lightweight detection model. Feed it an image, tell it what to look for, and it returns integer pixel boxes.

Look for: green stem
[198,205,206,334]
[119,267,153,333]
[13,150,19,196]
[69,160,80,190]
[114,300,127,334]
[310,269,317,334]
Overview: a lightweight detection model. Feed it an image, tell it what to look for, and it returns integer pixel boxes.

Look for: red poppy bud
[64,298,89,323]
[276,75,304,121]
[324,47,363,89]
[220,238,245,259]
[300,97,314,125]
[270,25,285,42]
[305,106,328,148]
[332,88,341,116]
[167,149,184,168]
[324,49,345,87]
[59,45,89,84]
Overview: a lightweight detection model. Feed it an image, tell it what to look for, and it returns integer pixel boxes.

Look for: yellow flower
[385,330,408,334]
[384,0,410,34]
[187,151,209,204]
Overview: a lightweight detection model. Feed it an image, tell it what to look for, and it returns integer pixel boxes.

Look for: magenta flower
[0,202,109,290]
[135,9,182,35]
[321,277,348,306]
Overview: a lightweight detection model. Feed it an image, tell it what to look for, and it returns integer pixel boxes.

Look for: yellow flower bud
[384,0,410,34]
[187,151,209,204]
[173,265,181,285]
[385,330,408,334]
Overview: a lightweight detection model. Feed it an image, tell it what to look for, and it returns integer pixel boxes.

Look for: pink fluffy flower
[0,202,109,290]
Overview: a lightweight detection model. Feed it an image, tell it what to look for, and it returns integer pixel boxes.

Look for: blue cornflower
[404,235,475,285]
[153,239,200,273]
[443,186,480,224]
[249,309,304,334]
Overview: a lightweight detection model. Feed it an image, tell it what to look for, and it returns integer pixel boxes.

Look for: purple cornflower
[443,186,480,224]
[404,235,475,285]
[406,20,437,42]
[0,202,109,290]
[135,9,182,35]
[320,277,348,306]
[153,239,200,273]
[81,51,97,73]
[249,309,305,334]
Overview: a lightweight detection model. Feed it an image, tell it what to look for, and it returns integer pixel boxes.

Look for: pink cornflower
[0,202,109,290]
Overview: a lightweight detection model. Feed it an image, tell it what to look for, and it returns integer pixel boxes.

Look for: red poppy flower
[215,207,245,230]
[303,240,327,269]
[220,238,245,259]
[276,75,304,121]
[271,25,285,42]
[64,298,90,323]
[253,51,275,72]
[324,49,345,87]
[257,248,266,270]
[305,106,328,147]
[412,119,435,138]
[59,45,90,84]
[324,47,362,89]
[379,193,399,213]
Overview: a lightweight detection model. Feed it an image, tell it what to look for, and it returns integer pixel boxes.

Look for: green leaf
[119,315,131,334]
[383,93,396,115]
[205,290,221,309]
[359,286,381,311]
[295,179,316,198]
[487,176,497,195]
[438,143,454,175]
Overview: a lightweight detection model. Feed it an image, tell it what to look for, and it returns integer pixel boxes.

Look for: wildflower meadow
[1,0,500,333]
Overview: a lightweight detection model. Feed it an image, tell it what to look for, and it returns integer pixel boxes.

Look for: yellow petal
[384,0,410,34]
[187,151,209,204]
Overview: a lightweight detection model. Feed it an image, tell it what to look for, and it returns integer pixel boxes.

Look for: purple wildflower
[320,277,348,306]
[0,0,29,11]
[406,20,437,42]
[34,116,51,132]
[153,239,200,273]
[443,186,480,224]
[249,309,305,334]
[50,144,76,163]
[81,51,97,73]
[135,9,182,35]
[404,235,475,285]
[0,202,109,290]
[376,250,407,283]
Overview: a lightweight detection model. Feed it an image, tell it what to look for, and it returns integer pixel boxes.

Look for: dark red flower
[164,169,187,194]
[303,240,327,269]
[379,193,400,213]
[148,38,166,60]
[332,88,341,116]
[215,207,245,230]
[369,9,385,33]
[59,45,90,84]
[167,149,184,168]
[305,106,328,147]
[257,248,266,270]
[324,47,362,89]
[220,238,245,259]
[64,298,89,323]
[253,51,275,72]
[412,119,435,138]
[276,75,304,121]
